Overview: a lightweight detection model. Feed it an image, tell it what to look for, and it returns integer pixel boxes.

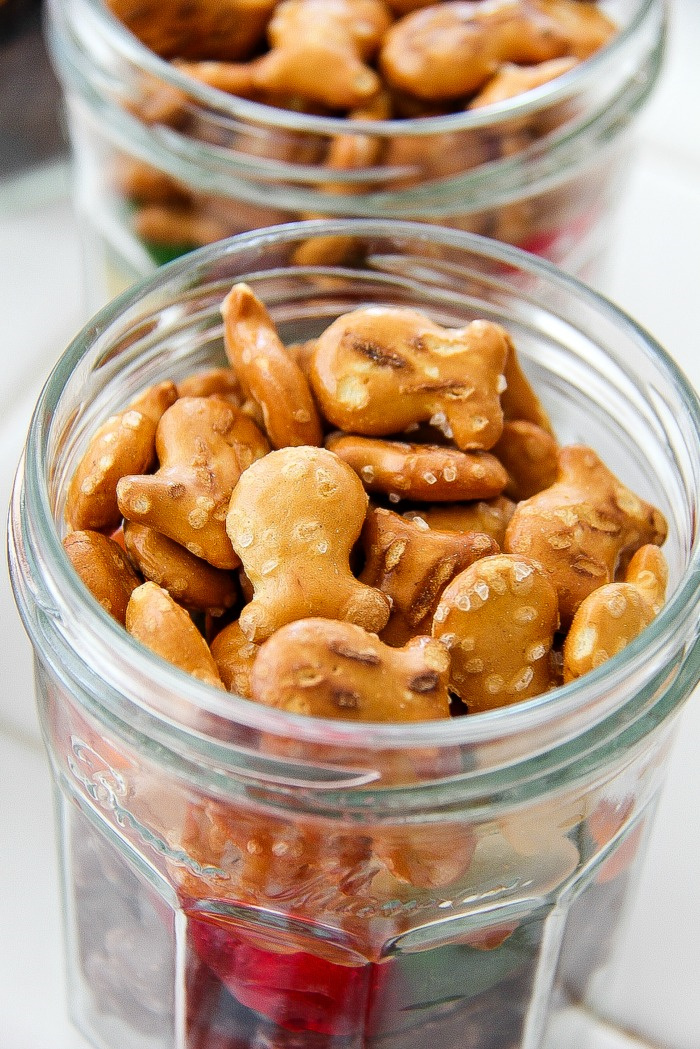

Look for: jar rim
[60,0,665,137]
[11,219,700,767]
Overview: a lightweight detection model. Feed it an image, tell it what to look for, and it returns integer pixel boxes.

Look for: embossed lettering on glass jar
[46,0,666,307]
[9,221,700,1049]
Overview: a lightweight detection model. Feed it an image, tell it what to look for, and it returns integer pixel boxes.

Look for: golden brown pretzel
[491,419,559,500]
[310,307,510,450]
[326,433,509,501]
[226,445,391,640]
[176,366,243,405]
[433,553,560,711]
[379,0,614,102]
[537,0,616,60]
[123,521,239,616]
[126,581,225,688]
[504,445,668,626]
[117,396,270,569]
[373,821,477,889]
[563,544,668,681]
[66,381,178,532]
[251,0,392,109]
[379,0,572,101]
[500,334,554,434]
[360,506,498,644]
[106,0,277,61]
[469,56,579,109]
[210,619,260,696]
[63,530,142,625]
[403,495,516,545]
[250,617,452,721]
[221,282,324,449]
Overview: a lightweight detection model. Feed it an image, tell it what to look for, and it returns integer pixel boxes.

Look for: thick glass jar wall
[47,0,666,307]
[10,223,700,1049]
[45,677,675,1049]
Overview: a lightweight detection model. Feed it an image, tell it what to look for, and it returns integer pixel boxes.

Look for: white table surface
[1,3,699,1047]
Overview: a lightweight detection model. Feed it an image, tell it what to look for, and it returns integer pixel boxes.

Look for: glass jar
[46,0,666,309]
[9,219,700,1049]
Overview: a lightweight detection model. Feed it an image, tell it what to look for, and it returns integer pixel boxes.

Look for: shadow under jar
[46,0,666,310]
[9,220,700,1049]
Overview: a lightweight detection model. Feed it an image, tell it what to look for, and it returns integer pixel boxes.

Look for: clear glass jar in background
[8,219,700,1049]
[46,0,666,310]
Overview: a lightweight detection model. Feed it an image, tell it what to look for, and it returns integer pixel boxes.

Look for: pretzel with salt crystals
[433,553,560,712]
[504,445,668,627]
[117,395,269,570]
[563,544,668,681]
[310,307,510,450]
[221,282,323,449]
[250,617,451,721]
[360,506,498,646]
[226,445,391,641]
[175,796,373,910]
[123,521,239,617]
[403,495,516,546]
[210,619,259,696]
[66,380,178,532]
[62,287,671,727]
[126,581,224,688]
[325,432,509,502]
[63,530,141,626]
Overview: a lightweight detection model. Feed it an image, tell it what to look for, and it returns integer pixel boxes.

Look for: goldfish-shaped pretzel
[310,307,510,450]
[117,395,270,569]
[226,446,390,641]
[504,446,667,627]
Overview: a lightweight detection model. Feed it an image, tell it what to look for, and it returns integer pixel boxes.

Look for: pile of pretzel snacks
[63,286,668,720]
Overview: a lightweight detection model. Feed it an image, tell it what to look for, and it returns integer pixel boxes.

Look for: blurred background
[0,0,66,178]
